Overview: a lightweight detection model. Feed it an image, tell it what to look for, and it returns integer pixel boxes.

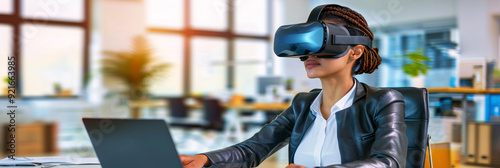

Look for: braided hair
[319,4,381,75]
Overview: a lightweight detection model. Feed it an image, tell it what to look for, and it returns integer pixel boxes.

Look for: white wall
[458,0,500,68]
[310,0,457,28]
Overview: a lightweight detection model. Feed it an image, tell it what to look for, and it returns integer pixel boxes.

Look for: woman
[180,4,407,168]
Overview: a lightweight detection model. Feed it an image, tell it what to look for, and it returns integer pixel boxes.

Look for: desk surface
[0,165,100,168]
[426,87,500,94]
[129,100,291,111]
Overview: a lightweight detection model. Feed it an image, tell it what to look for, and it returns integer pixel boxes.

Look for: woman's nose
[300,55,318,61]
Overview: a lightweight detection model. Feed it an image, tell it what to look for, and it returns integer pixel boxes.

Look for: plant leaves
[399,48,432,77]
[101,35,171,97]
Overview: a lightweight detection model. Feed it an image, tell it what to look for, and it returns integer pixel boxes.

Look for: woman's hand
[286,163,307,168]
[179,154,211,168]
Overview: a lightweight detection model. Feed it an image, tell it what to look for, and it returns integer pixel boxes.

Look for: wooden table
[129,100,290,117]
[226,103,291,111]
[129,100,290,110]
[129,100,291,141]
[427,87,500,94]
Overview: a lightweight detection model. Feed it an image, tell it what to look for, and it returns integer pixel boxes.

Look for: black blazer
[203,78,408,168]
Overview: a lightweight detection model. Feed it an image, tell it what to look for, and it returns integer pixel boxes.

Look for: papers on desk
[0,156,99,166]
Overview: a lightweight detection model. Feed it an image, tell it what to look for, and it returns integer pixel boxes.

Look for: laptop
[82,118,184,168]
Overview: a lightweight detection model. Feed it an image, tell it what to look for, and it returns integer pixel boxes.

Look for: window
[21,25,84,96]
[190,0,228,31]
[0,24,12,90]
[233,0,268,35]
[147,33,185,96]
[0,0,13,14]
[0,0,90,97]
[21,0,84,22]
[146,0,184,29]
[146,0,272,96]
[191,37,228,94]
[234,38,267,95]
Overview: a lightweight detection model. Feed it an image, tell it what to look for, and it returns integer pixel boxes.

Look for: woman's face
[303,51,355,79]
[303,19,363,79]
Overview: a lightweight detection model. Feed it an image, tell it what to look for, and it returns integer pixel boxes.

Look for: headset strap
[332,35,372,49]
[307,5,328,22]
[308,4,373,48]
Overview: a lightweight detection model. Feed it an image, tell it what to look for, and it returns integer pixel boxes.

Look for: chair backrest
[202,98,225,130]
[167,97,188,118]
[389,87,429,168]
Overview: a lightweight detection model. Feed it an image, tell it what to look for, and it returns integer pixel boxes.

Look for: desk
[129,100,290,110]
[130,100,291,141]
[2,165,100,168]
[228,103,290,111]
[427,87,500,94]
[129,100,198,118]
[129,100,290,117]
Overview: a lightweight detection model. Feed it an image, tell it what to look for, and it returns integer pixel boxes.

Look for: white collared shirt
[294,79,357,168]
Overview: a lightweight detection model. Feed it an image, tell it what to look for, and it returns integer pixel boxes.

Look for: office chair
[166,97,225,131]
[167,97,189,118]
[201,98,225,131]
[390,87,432,168]
[166,97,208,128]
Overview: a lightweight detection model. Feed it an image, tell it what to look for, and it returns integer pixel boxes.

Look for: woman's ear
[350,45,364,60]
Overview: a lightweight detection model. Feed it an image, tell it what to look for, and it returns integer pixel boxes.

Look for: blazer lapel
[353,77,366,103]
[337,77,367,163]
[289,91,319,163]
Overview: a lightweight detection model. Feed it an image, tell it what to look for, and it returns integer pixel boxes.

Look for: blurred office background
[0,0,500,167]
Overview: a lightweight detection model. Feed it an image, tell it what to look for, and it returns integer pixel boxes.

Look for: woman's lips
[305,61,320,68]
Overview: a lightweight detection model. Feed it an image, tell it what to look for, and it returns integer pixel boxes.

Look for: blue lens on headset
[274,22,326,57]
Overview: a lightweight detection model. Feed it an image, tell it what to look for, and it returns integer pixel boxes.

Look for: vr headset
[273,5,372,61]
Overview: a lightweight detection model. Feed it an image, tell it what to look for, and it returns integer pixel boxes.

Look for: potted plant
[285,78,294,91]
[493,68,500,88]
[53,82,62,94]
[101,35,170,101]
[3,77,11,95]
[398,48,431,87]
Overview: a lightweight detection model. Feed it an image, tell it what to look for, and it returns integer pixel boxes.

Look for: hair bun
[372,47,379,54]
[354,46,381,75]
